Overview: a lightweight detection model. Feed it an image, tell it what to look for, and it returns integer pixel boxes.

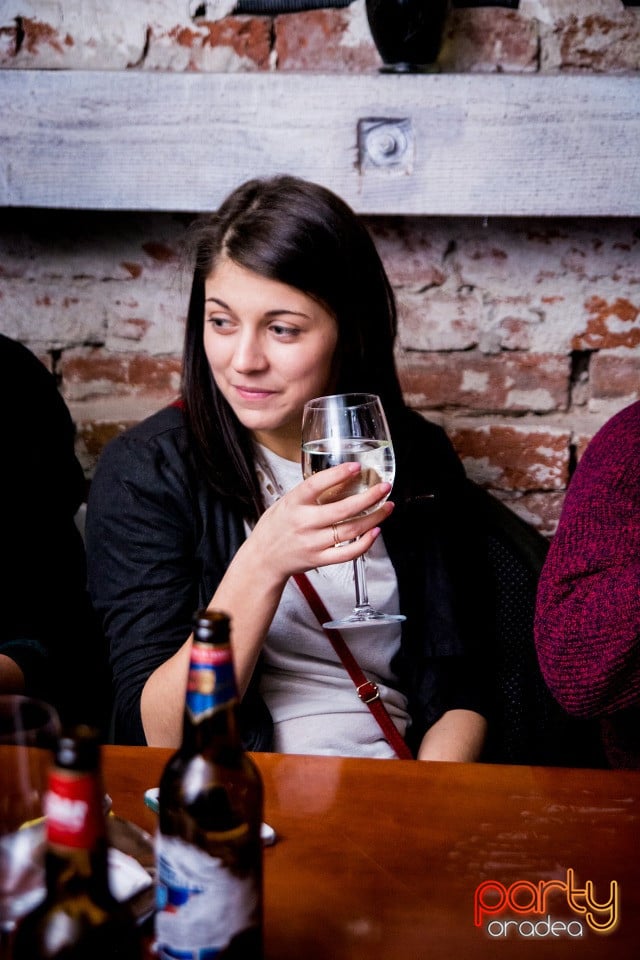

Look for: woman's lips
[233,384,276,401]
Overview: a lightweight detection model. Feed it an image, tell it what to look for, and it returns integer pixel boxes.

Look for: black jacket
[0,334,108,731]
[86,403,492,752]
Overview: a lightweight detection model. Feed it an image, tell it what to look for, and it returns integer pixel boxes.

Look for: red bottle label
[45,771,103,849]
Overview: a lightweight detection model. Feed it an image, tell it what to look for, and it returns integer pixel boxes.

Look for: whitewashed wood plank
[0,70,638,215]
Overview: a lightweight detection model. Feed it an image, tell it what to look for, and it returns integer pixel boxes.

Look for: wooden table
[103,747,640,959]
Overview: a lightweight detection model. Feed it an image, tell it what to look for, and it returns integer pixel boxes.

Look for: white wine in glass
[0,695,60,960]
[301,392,406,628]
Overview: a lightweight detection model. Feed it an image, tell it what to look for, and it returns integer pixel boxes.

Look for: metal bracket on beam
[358,118,414,173]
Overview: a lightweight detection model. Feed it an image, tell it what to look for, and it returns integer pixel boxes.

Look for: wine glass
[0,695,60,959]
[301,392,406,629]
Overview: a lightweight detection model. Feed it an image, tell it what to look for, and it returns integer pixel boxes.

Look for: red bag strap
[292,572,413,760]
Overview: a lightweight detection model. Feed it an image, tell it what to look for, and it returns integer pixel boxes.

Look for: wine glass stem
[352,554,373,615]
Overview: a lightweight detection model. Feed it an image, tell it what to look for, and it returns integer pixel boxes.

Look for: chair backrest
[469,484,606,768]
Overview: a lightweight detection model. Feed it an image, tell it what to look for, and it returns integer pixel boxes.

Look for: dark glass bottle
[366,0,451,72]
[155,610,264,960]
[13,725,141,960]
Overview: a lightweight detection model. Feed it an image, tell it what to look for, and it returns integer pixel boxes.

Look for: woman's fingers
[251,465,394,578]
[331,500,394,546]
[304,461,361,504]
[304,462,392,519]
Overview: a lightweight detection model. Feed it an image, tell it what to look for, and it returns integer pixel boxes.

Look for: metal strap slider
[356,680,380,704]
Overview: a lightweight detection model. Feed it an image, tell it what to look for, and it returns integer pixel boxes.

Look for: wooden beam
[1,70,639,216]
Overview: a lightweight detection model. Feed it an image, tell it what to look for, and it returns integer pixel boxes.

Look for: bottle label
[155,833,259,959]
[186,643,238,723]
[45,770,103,849]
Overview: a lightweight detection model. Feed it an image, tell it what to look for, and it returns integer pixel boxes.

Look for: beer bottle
[155,609,264,960]
[13,724,141,960]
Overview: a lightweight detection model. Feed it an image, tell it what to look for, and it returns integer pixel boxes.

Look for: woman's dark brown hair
[181,174,405,520]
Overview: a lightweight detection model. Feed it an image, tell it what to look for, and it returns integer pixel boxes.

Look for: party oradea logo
[474,868,619,940]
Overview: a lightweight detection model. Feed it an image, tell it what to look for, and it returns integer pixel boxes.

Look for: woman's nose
[232,331,268,371]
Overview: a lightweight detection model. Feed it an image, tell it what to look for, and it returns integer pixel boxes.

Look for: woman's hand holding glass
[301,392,406,628]
[306,462,394,554]
[250,460,393,585]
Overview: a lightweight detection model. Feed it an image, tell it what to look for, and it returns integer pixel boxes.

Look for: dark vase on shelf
[366,0,451,73]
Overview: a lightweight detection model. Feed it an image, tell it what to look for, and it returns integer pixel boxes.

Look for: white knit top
[251,445,410,758]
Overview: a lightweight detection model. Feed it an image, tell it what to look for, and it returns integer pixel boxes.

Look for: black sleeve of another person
[0,334,109,733]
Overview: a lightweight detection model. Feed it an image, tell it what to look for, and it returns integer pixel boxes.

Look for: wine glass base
[323,612,406,630]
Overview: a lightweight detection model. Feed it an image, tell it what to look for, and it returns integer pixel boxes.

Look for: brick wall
[1,0,639,535]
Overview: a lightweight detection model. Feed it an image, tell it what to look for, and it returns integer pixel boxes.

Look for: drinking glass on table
[301,392,406,628]
[0,695,60,959]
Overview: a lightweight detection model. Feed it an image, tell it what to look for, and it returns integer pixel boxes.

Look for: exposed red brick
[161,17,271,69]
[398,289,481,351]
[525,227,572,245]
[121,261,143,278]
[171,26,202,48]
[0,25,17,61]
[127,354,181,390]
[111,317,151,341]
[35,351,54,374]
[60,349,181,399]
[572,296,640,350]
[2,2,639,517]
[589,351,640,401]
[496,317,532,351]
[398,352,569,412]
[574,431,597,464]
[439,8,538,73]
[21,19,71,55]
[77,421,131,459]
[470,247,508,262]
[141,242,177,263]
[496,491,567,539]
[368,219,448,286]
[275,10,378,72]
[63,351,128,384]
[556,12,640,72]
[448,423,570,492]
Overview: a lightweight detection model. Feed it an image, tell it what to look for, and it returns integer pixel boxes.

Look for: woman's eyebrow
[264,309,310,320]
[204,296,310,320]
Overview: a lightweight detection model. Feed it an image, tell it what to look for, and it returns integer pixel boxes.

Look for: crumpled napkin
[108,846,153,902]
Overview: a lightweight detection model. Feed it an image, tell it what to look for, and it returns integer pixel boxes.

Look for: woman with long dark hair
[86,175,489,759]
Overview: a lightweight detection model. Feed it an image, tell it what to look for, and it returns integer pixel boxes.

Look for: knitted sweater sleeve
[534,401,640,718]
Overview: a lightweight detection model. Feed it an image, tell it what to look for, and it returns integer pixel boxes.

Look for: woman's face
[203,257,339,461]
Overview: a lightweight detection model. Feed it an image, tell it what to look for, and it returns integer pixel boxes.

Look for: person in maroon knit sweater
[534,399,640,768]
